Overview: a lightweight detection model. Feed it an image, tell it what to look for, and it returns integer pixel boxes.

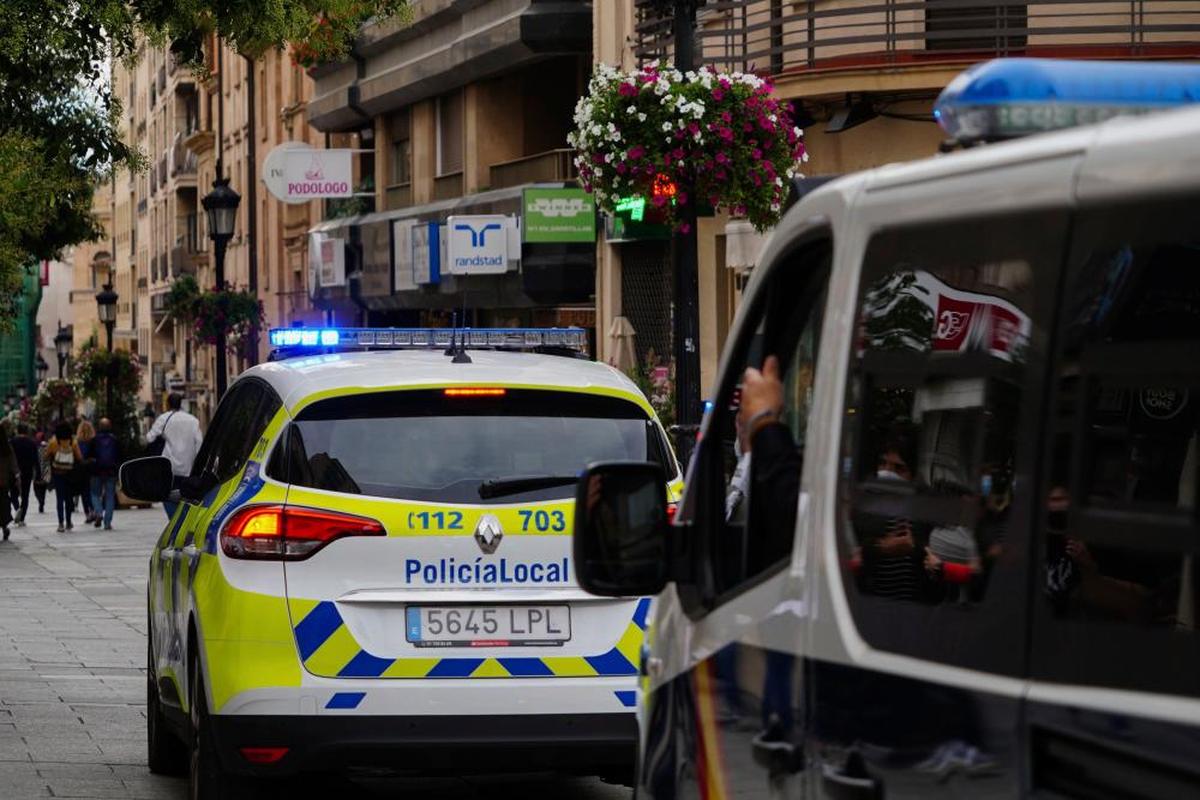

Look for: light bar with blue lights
[935,58,1200,143]
[268,327,588,353]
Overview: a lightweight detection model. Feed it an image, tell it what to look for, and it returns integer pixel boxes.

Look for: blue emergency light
[935,58,1200,143]
[268,326,588,354]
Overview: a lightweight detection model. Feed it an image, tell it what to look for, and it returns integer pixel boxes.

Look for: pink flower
[672,148,684,160]
[591,153,605,165]
[751,148,762,160]
[721,111,732,124]
[679,223,692,234]
[687,122,700,135]
[712,88,725,101]
[718,127,733,142]
[715,152,729,164]
[618,82,638,97]
[615,163,628,174]
[628,145,645,160]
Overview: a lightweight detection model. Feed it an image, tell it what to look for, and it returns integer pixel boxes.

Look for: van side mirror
[573,461,670,597]
[119,456,174,502]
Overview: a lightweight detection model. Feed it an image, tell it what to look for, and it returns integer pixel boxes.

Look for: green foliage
[32,379,77,425]
[165,274,201,321]
[192,285,264,354]
[74,344,144,402]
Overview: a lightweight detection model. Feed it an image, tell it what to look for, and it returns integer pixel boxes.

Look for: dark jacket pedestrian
[0,425,20,539]
[90,419,121,530]
[10,424,38,526]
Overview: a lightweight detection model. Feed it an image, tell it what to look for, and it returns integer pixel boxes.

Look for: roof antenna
[451,286,472,364]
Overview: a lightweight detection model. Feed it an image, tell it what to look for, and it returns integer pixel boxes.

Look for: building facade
[304,0,596,340]
[98,37,324,423]
[595,0,1200,395]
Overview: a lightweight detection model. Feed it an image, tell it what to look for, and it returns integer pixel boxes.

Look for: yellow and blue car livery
[146,336,682,781]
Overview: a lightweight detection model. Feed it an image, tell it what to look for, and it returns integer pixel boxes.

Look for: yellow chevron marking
[288,597,320,624]
[615,623,644,667]
[303,625,359,676]
[541,656,597,677]
[381,657,439,678]
[470,658,509,678]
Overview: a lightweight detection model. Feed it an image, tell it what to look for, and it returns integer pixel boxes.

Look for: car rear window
[268,389,675,503]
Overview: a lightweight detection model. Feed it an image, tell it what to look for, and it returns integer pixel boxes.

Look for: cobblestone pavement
[0,504,631,799]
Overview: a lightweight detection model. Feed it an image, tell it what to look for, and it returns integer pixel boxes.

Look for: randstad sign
[522,188,596,243]
[446,215,511,276]
[262,142,354,204]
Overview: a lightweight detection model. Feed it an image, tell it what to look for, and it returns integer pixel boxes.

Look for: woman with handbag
[75,420,97,524]
[47,422,83,532]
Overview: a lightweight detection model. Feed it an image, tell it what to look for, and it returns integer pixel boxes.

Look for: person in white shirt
[146,393,203,519]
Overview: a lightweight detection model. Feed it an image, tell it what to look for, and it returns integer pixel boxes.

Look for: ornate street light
[95,284,119,419]
[54,327,72,378]
[202,176,241,400]
[35,353,48,384]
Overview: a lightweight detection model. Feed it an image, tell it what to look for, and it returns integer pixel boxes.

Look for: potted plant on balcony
[288,2,406,75]
[568,63,808,232]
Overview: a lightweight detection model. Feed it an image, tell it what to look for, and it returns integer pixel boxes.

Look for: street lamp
[54,327,72,379]
[202,176,241,401]
[96,284,119,419]
[648,0,702,464]
[35,354,48,386]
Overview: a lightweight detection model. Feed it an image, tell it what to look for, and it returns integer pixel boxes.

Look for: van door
[639,231,831,800]
[810,209,1068,799]
[1026,194,1200,797]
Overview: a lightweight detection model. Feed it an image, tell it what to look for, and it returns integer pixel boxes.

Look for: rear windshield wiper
[478,475,579,499]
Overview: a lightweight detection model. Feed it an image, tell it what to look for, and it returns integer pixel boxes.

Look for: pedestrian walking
[10,424,38,527]
[75,420,97,524]
[47,422,83,532]
[89,418,121,530]
[33,431,49,514]
[146,394,202,519]
[0,424,20,541]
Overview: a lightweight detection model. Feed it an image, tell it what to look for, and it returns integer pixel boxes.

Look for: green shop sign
[523,188,596,243]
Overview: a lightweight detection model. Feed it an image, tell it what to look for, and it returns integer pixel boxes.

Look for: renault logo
[474,514,504,554]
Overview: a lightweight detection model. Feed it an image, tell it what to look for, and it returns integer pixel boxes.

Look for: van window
[837,211,1066,675]
[1033,197,1200,698]
[269,389,674,504]
[684,237,830,608]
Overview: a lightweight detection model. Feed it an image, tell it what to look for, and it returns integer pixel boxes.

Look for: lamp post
[202,176,241,401]
[35,354,48,386]
[96,284,119,420]
[54,327,72,379]
[650,0,702,465]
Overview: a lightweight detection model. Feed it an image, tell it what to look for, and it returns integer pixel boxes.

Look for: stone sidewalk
[0,503,631,799]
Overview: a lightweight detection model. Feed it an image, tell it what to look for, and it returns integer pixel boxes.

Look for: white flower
[638,113,647,122]
[604,153,613,163]
[774,177,784,187]
[627,105,637,115]
[662,122,673,132]
[677,160,685,167]
[594,167,603,177]
[802,152,810,162]
[794,127,803,138]
[692,132,703,142]
[590,124,602,137]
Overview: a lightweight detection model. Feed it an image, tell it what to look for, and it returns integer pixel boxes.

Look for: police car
[573,59,1200,798]
[120,327,681,798]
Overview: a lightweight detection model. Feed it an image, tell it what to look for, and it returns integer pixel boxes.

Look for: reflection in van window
[1037,200,1200,697]
[838,211,1065,675]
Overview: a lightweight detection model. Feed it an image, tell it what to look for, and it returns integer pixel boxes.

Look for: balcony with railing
[635,0,1200,79]
[489,149,577,190]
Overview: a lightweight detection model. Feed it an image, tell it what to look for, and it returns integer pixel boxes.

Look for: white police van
[572,59,1200,798]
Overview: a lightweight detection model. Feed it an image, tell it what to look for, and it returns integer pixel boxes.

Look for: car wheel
[147,641,187,775]
[189,655,256,800]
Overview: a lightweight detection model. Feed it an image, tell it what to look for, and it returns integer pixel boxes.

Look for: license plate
[405,605,571,648]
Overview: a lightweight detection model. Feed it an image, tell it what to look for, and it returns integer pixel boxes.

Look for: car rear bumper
[210,711,637,777]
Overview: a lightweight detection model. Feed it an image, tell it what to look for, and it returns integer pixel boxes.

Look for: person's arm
[146,413,166,442]
[72,443,83,461]
[192,418,203,450]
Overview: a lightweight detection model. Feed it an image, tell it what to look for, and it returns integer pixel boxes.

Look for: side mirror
[573,461,670,597]
[119,456,174,503]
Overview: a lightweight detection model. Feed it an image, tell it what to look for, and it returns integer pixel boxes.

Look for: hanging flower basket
[193,284,264,355]
[74,345,143,401]
[568,63,808,232]
[33,379,77,423]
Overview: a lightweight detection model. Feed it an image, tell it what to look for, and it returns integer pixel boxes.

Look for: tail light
[220,505,385,560]
[239,746,289,765]
[666,502,678,525]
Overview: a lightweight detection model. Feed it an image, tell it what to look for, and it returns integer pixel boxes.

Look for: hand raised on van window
[739,355,785,451]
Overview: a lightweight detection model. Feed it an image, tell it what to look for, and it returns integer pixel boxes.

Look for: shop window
[838,211,1067,675]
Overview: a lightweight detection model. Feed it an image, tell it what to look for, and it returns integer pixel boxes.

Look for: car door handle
[181,544,199,557]
[751,732,803,777]
[820,764,881,800]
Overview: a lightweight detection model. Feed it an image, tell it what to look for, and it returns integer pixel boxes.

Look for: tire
[147,641,187,776]
[189,654,257,800]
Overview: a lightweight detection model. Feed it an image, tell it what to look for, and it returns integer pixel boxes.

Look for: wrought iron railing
[634,0,1200,75]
